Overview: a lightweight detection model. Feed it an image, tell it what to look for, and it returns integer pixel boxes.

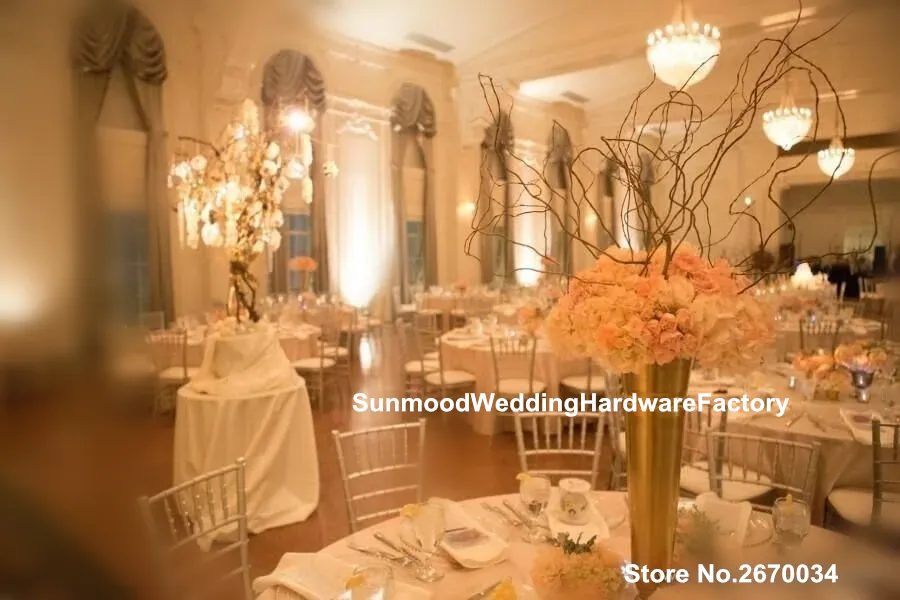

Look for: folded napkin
[838,409,896,446]
[696,491,752,546]
[431,498,508,568]
[252,553,430,600]
[545,488,610,542]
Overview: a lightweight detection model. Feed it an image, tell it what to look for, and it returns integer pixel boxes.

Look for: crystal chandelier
[761,73,812,151]
[283,105,316,204]
[818,136,855,179]
[646,1,721,89]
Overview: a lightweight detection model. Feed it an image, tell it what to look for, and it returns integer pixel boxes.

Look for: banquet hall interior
[2,0,900,598]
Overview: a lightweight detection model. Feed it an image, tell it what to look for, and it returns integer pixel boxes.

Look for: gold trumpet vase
[622,358,692,599]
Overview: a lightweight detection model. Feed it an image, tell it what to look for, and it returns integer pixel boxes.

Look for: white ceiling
[301,0,593,63]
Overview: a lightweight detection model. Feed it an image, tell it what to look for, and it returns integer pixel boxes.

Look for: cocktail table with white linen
[173,324,320,547]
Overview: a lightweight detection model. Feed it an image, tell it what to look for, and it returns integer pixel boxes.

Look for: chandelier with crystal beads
[646,1,721,89]
[761,70,812,151]
[818,136,855,180]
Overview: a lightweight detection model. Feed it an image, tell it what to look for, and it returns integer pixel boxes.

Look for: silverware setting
[346,543,413,567]
[373,532,425,566]
[481,502,521,527]
[467,580,502,600]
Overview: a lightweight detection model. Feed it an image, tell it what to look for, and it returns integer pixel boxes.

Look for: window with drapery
[406,220,424,285]
[107,211,150,323]
[285,213,312,291]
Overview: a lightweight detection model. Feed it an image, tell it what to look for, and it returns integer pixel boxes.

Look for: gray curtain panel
[260,50,328,293]
[546,124,574,275]
[480,111,515,285]
[390,83,437,300]
[72,2,173,324]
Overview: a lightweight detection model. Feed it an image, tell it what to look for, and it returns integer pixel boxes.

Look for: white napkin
[696,491,752,546]
[839,409,895,446]
[431,498,508,568]
[252,553,430,600]
[545,488,610,543]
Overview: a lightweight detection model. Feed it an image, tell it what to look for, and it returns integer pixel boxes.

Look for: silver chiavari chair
[679,409,734,498]
[138,458,251,600]
[140,310,166,332]
[827,418,900,531]
[798,318,843,353]
[332,419,427,532]
[413,310,441,362]
[706,432,820,510]
[489,334,546,397]
[559,358,606,397]
[148,327,197,417]
[292,337,340,409]
[606,409,628,491]
[395,319,439,396]
[423,342,476,398]
[514,412,605,489]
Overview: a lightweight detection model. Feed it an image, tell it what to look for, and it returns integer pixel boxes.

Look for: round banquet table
[439,328,588,435]
[173,381,320,548]
[256,491,896,600]
[774,317,881,358]
[691,369,880,523]
[150,324,321,369]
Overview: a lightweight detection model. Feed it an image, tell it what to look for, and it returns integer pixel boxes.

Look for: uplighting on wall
[457,201,476,218]
[743,196,753,207]
[585,212,599,228]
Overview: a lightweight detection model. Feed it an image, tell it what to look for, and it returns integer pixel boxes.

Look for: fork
[481,502,521,527]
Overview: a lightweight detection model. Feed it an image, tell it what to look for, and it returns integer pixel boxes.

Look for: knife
[346,544,411,566]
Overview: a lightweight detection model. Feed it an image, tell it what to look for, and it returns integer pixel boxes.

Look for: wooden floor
[0,331,612,598]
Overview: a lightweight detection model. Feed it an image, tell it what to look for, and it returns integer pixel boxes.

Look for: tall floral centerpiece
[289,256,318,293]
[169,100,291,323]
[835,342,890,403]
[545,244,774,597]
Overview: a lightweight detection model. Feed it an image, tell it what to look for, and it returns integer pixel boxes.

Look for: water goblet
[518,475,551,543]
[772,497,811,551]
[407,502,446,582]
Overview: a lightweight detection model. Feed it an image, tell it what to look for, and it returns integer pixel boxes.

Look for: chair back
[148,328,189,377]
[413,311,441,353]
[798,318,842,353]
[606,410,628,491]
[706,432,820,510]
[137,459,251,600]
[514,412,604,488]
[489,334,539,395]
[683,406,729,465]
[872,418,900,529]
[395,319,430,373]
[332,419,427,532]
[140,311,166,332]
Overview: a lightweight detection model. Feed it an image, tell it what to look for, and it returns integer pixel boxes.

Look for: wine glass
[519,475,551,543]
[772,497,811,550]
[408,502,446,582]
[335,565,394,600]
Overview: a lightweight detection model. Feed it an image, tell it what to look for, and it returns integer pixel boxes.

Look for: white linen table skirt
[173,381,319,542]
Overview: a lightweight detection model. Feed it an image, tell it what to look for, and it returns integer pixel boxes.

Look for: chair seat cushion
[322,345,349,358]
[680,460,773,501]
[112,355,157,379]
[425,370,476,386]
[560,375,605,393]
[497,378,547,396]
[405,360,440,374]
[616,431,627,456]
[292,357,337,370]
[827,488,900,530]
[416,308,442,316]
[158,366,199,382]
[398,303,416,313]
[423,351,440,361]
[450,308,467,316]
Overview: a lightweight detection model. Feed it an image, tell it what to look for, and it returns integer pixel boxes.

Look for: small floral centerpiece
[545,244,775,373]
[517,303,545,335]
[673,506,719,565]
[530,534,627,600]
[791,352,847,400]
[835,341,891,403]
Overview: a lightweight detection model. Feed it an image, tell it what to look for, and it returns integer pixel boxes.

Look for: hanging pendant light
[817,107,854,179]
[762,70,812,151]
[646,0,721,89]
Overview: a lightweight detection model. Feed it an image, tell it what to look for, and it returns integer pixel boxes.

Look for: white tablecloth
[173,381,320,544]
[256,491,894,600]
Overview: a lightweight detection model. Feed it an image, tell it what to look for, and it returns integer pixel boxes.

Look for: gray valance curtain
[599,159,618,248]
[261,50,329,294]
[73,1,174,326]
[546,123,574,275]
[478,111,514,285]
[390,83,437,303]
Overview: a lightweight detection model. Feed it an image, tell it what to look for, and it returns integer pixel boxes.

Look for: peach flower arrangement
[834,342,890,373]
[517,303,544,334]
[791,352,847,396]
[544,244,775,373]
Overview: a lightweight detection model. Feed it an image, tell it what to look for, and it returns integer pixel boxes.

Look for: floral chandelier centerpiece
[646,1,721,89]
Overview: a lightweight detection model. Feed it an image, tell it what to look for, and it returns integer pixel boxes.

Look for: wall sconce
[457,201,476,218]
[743,196,753,207]
[585,212,598,228]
